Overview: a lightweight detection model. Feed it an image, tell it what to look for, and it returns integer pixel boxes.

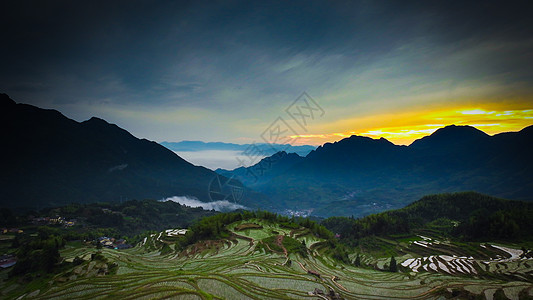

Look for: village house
[1,228,23,234]
[97,236,132,250]
[31,216,76,227]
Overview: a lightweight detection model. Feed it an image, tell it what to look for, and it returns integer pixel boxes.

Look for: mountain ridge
[216,151,305,186]
[160,140,316,157]
[0,94,259,209]
[221,123,533,217]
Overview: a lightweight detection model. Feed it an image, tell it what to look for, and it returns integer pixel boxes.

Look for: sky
[2,0,533,146]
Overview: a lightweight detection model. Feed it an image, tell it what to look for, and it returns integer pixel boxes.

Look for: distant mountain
[252,124,533,217]
[3,93,532,218]
[0,94,261,209]
[410,124,490,150]
[160,141,316,157]
[216,151,305,186]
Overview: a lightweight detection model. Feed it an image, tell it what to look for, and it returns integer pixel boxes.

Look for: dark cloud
[1,0,532,141]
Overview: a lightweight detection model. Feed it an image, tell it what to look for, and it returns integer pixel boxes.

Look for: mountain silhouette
[0,94,256,209]
[3,93,531,217]
[161,141,315,157]
[229,124,533,217]
[216,151,305,186]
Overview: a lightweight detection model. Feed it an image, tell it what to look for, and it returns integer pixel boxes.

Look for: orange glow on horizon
[289,107,533,146]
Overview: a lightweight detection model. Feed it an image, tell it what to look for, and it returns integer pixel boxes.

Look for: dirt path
[244,261,264,272]
[297,261,308,272]
[298,262,349,297]
[275,235,292,266]
[331,275,349,292]
[232,233,255,247]
[264,243,279,254]
[275,235,288,258]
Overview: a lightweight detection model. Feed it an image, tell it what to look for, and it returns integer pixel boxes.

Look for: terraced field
[5,220,533,299]
[358,234,533,284]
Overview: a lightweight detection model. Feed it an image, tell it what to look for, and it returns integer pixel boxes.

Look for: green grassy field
[2,219,533,299]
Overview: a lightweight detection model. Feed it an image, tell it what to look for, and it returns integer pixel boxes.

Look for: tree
[42,243,60,272]
[10,236,63,277]
[160,243,172,255]
[389,256,397,272]
[354,253,361,267]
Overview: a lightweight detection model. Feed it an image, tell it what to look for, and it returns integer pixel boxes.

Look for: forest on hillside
[322,192,533,247]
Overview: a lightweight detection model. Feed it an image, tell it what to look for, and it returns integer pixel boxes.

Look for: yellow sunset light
[290,106,533,146]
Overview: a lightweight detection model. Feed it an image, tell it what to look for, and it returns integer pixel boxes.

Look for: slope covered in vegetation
[322,192,533,246]
[3,213,533,299]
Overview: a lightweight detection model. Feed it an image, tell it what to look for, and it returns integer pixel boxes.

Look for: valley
[3,1,533,298]
[2,202,533,299]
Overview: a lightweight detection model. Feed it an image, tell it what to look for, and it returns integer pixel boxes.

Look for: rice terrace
[2,0,533,299]
[3,206,533,300]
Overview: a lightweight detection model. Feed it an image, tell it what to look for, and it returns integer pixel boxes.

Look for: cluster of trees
[281,237,308,257]
[323,213,409,245]
[458,209,531,240]
[321,192,533,246]
[10,227,66,278]
[325,239,351,264]
[2,199,221,280]
[176,210,336,250]
[172,210,357,265]
[23,199,217,240]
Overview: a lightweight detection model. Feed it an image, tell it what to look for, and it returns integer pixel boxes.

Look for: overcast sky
[2,0,532,145]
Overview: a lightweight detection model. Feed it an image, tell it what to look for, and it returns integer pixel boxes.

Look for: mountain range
[2,93,532,218]
[216,151,305,186]
[160,141,315,157]
[0,94,263,209]
[220,124,533,217]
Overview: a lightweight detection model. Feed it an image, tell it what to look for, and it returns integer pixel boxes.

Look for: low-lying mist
[173,150,266,170]
[162,196,247,212]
